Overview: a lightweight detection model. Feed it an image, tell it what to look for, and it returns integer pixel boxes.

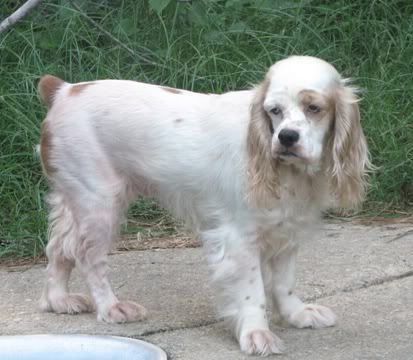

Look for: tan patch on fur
[38,75,64,108]
[40,121,56,176]
[298,89,334,115]
[246,78,280,208]
[161,86,182,94]
[69,82,95,96]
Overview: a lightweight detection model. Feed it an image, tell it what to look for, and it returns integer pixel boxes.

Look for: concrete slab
[296,221,412,299]
[145,276,413,359]
[0,220,412,358]
[1,249,216,336]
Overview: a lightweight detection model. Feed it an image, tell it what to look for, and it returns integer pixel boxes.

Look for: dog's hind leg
[72,176,147,323]
[40,191,94,314]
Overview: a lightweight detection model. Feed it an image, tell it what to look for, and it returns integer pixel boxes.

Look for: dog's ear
[246,78,279,208]
[328,82,373,209]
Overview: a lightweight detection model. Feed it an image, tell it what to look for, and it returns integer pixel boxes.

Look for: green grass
[0,0,412,258]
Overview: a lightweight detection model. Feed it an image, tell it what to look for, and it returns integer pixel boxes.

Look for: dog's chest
[277,168,328,214]
[256,175,323,246]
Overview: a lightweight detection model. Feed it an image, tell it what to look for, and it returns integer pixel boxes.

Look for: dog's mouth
[278,150,299,158]
[272,143,305,162]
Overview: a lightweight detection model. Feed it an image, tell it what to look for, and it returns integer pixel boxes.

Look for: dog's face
[263,56,338,169]
[248,56,371,208]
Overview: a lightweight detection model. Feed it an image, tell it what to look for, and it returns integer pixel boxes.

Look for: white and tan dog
[37,56,371,356]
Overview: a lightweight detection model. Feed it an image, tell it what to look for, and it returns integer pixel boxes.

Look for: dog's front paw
[288,304,336,329]
[98,301,147,323]
[240,329,284,356]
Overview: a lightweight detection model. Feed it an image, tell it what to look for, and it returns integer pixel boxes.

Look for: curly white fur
[37,56,371,356]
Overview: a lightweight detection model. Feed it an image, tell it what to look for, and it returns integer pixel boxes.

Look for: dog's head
[247,56,372,209]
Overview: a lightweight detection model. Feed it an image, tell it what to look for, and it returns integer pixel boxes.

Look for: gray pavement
[1,220,412,359]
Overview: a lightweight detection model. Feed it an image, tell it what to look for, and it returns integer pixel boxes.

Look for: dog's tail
[38,75,65,108]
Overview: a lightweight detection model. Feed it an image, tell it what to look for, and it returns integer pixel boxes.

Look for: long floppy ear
[329,81,373,209]
[246,78,280,208]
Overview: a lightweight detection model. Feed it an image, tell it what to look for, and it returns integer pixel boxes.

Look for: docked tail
[38,75,64,108]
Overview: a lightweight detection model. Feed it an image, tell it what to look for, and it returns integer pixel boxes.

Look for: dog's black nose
[278,129,299,147]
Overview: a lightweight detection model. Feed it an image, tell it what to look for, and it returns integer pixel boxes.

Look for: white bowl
[0,334,167,360]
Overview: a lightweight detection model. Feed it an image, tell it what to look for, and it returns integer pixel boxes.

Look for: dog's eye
[308,104,321,113]
[271,107,282,116]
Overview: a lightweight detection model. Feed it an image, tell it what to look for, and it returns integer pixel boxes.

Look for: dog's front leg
[271,244,336,329]
[205,227,284,356]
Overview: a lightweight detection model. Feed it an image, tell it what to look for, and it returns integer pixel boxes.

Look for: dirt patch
[114,233,200,253]
[116,215,200,252]
[353,215,413,226]
[0,256,46,271]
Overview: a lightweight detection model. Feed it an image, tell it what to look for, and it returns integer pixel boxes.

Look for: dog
[37,56,371,356]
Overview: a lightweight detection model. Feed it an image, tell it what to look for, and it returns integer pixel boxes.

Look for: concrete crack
[307,270,413,302]
[137,270,413,338]
[133,319,222,338]
[386,229,413,243]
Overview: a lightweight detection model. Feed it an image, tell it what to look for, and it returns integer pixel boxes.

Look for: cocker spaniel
[37,56,371,356]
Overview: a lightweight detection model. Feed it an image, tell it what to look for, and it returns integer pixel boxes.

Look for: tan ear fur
[329,82,373,209]
[246,78,280,208]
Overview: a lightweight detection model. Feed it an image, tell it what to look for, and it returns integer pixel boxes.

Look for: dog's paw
[240,329,284,356]
[98,301,147,323]
[288,304,336,329]
[40,293,94,314]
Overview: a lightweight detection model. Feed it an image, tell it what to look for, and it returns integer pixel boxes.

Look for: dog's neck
[276,161,331,212]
